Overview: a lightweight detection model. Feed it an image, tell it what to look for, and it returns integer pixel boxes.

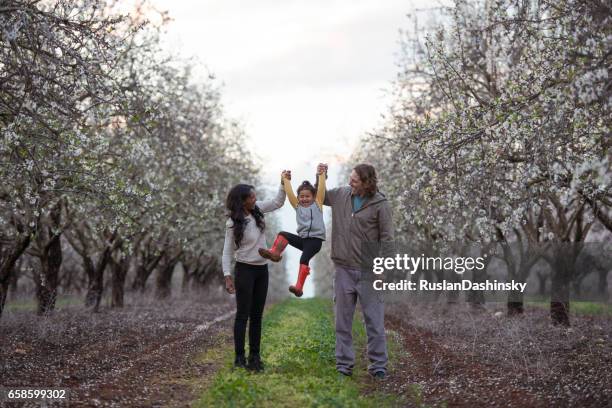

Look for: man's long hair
[353,163,378,198]
[225,184,265,248]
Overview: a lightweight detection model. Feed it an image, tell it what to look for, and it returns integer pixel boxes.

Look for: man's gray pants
[333,263,387,375]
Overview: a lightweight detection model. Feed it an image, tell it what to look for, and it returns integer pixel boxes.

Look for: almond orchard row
[345,0,611,325]
[0,0,266,316]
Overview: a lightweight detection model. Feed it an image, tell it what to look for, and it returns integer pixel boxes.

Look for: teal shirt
[352,195,365,212]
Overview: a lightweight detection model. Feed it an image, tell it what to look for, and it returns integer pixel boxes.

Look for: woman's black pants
[233,261,268,358]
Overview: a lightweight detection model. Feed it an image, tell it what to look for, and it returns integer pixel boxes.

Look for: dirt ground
[0,293,234,407]
[2,295,610,407]
[379,302,612,408]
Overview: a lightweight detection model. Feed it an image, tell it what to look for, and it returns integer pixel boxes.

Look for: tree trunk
[0,280,9,318]
[550,299,570,326]
[0,234,31,318]
[432,269,444,300]
[446,268,460,304]
[467,267,486,308]
[86,244,113,312]
[58,252,82,294]
[194,256,223,289]
[36,231,62,315]
[111,255,128,308]
[85,261,104,311]
[132,264,151,292]
[36,203,63,316]
[9,257,21,295]
[537,271,547,296]
[542,197,592,326]
[468,245,493,309]
[507,260,536,316]
[63,220,111,309]
[181,263,191,293]
[132,253,163,292]
[156,260,176,299]
[507,300,525,316]
[550,255,572,326]
[132,268,144,291]
[82,257,96,307]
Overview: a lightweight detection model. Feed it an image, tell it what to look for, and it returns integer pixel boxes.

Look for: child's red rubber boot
[258,234,288,262]
[289,264,310,297]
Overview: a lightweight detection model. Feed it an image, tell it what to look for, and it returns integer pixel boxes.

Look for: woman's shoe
[234,355,247,369]
[246,354,264,372]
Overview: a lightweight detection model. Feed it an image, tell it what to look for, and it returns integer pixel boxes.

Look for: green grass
[196,298,406,408]
[526,300,612,316]
[4,295,82,311]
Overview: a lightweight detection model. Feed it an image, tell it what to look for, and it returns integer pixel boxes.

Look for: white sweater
[222,186,286,277]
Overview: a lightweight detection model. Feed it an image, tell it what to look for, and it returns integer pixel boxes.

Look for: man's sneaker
[247,354,264,372]
[372,371,386,380]
[234,355,247,369]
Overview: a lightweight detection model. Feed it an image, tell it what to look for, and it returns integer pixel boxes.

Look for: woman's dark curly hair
[297,180,317,196]
[226,184,265,248]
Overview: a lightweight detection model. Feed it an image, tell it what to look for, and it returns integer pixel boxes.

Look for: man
[317,162,394,379]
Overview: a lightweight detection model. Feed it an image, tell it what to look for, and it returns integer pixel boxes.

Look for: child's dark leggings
[234,262,268,357]
[278,231,323,265]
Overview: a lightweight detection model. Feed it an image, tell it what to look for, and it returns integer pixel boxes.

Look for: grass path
[196,298,405,407]
[525,300,612,315]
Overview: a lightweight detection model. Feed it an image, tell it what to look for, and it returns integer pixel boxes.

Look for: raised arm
[314,163,337,206]
[256,172,287,213]
[283,175,298,209]
[257,185,286,213]
[315,171,326,209]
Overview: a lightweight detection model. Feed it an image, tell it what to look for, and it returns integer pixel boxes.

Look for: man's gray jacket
[324,186,394,271]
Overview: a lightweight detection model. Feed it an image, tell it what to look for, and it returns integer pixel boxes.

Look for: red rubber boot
[289,264,310,297]
[258,234,288,262]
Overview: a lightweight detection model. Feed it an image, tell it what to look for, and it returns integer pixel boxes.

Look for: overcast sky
[147,0,425,295]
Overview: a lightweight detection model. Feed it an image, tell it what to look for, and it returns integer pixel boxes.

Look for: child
[258,169,326,297]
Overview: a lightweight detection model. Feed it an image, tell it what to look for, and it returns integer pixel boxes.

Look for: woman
[222,171,288,372]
